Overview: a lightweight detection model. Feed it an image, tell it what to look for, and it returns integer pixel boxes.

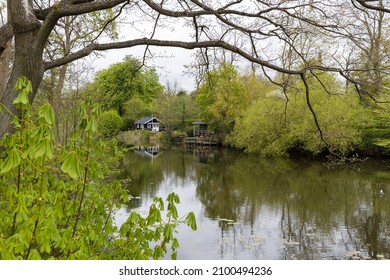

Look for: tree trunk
[0,0,46,139]
[0,39,11,100]
[0,34,44,138]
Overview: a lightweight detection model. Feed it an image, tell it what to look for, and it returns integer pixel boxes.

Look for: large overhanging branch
[33,0,129,56]
[353,0,390,13]
[43,37,344,76]
[34,0,354,75]
[143,0,341,35]
[143,0,324,19]
[35,0,128,20]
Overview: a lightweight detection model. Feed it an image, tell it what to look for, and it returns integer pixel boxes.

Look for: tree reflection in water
[119,148,390,260]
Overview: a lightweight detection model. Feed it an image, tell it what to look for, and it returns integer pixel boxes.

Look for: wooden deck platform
[184,136,218,146]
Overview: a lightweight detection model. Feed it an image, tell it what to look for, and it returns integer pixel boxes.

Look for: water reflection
[134,146,161,159]
[118,148,390,260]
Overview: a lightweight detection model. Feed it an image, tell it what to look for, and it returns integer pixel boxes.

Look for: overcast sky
[93,45,197,93]
[92,15,200,93]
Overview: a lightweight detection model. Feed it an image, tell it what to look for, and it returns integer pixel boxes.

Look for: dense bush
[228,73,368,156]
[98,109,124,137]
[0,77,196,260]
[358,106,390,155]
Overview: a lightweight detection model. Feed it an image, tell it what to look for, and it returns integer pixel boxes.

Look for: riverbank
[116,130,390,161]
[117,130,169,147]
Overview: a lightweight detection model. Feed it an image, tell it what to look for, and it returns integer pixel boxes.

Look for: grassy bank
[117,130,169,147]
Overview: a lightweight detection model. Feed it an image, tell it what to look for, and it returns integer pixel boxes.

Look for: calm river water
[115,147,390,260]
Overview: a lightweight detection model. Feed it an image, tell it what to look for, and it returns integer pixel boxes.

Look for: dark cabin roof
[135,117,159,125]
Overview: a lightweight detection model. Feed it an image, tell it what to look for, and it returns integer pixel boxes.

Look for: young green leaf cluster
[0,77,196,260]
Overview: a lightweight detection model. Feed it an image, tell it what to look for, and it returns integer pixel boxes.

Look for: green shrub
[98,110,123,137]
[228,73,367,156]
[0,77,196,260]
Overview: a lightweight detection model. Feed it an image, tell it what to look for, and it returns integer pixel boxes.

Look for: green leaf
[152,245,164,260]
[92,103,101,114]
[70,132,82,142]
[84,117,98,132]
[32,140,46,158]
[167,204,178,219]
[172,238,180,250]
[12,89,29,106]
[185,212,197,231]
[163,224,173,241]
[90,117,97,132]
[25,80,33,93]
[88,230,97,242]
[79,118,88,131]
[14,76,27,91]
[14,193,28,223]
[40,239,51,254]
[32,137,53,159]
[44,137,54,159]
[85,119,92,132]
[167,192,180,204]
[153,197,164,211]
[128,211,141,223]
[166,192,180,219]
[12,77,33,107]
[146,206,162,225]
[38,103,55,125]
[0,148,21,174]
[120,191,129,203]
[61,151,81,179]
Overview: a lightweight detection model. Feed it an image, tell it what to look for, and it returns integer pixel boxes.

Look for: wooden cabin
[134,117,160,131]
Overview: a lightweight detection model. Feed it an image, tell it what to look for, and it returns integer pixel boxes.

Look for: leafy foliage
[98,110,124,138]
[228,73,368,156]
[156,90,198,136]
[359,104,390,154]
[92,56,163,115]
[122,96,154,130]
[196,63,249,137]
[0,77,196,260]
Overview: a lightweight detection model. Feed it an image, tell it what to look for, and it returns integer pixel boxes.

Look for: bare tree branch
[90,0,130,42]
[43,37,311,75]
[353,0,390,13]
[35,0,127,20]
